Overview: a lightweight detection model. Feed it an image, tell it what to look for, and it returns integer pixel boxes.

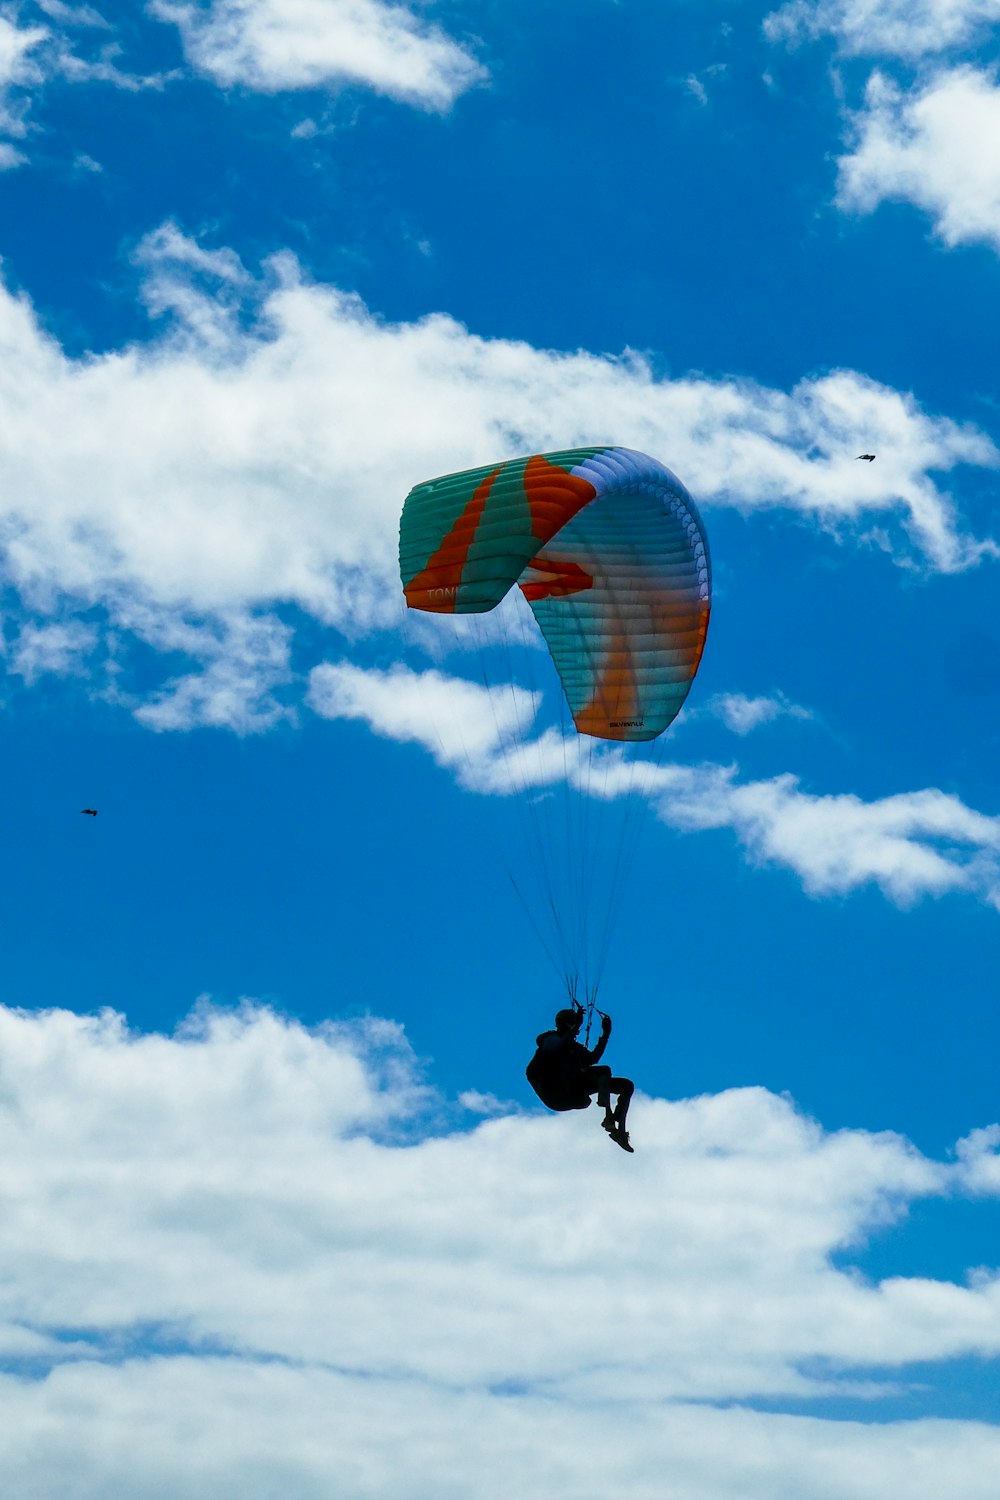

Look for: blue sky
[2,0,1000,1493]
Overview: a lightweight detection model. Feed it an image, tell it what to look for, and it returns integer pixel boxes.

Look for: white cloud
[764,0,1000,58]
[654,765,1000,907]
[681,61,727,107]
[0,8,48,144]
[0,999,998,1496]
[308,657,588,796]
[152,0,486,109]
[0,11,47,92]
[0,5,168,167]
[307,659,545,783]
[838,67,1000,254]
[955,1123,1000,1193]
[686,72,709,105]
[457,1087,517,1115]
[129,608,296,732]
[9,618,97,683]
[35,0,110,28]
[309,660,1000,910]
[54,39,174,91]
[5,1363,1000,1500]
[709,691,815,735]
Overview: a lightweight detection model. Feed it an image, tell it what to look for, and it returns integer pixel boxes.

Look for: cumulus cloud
[764,0,1000,58]
[152,0,486,109]
[0,998,998,1497]
[708,691,815,735]
[837,67,1000,254]
[0,221,995,729]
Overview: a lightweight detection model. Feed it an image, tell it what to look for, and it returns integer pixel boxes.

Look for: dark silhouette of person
[526,1006,635,1151]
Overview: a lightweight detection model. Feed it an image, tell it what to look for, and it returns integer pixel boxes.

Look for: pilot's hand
[601,1013,612,1035]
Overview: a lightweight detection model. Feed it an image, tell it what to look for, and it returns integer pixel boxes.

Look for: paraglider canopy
[400,446,710,743]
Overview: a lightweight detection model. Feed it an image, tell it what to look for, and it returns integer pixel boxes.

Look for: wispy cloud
[0,8,48,153]
[764,0,1000,59]
[152,0,486,109]
[707,691,815,735]
[8,618,98,683]
[680,61,727,107]
[128,608,296,733]
[0,998,997,1496]
[0,3,172,167]
[309,661,1000,911]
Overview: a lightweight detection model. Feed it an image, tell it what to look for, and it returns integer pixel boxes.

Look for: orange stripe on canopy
[403,466,502,612]
[523,455,596,539]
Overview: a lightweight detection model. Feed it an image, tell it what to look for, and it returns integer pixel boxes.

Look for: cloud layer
[0,999,999,1497]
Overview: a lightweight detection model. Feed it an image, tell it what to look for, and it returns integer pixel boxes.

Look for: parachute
[399,446,711,1004]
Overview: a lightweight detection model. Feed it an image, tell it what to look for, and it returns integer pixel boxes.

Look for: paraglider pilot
[526,1006,635,1152]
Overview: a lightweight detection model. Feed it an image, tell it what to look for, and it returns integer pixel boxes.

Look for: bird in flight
[81,808,98,816]
[856,454,876,462]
